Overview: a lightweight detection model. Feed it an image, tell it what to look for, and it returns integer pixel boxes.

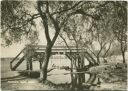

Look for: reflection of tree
[83,73,101,90]
[86,74,96,84]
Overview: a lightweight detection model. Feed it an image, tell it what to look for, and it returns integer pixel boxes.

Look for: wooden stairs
[10,48,26,71]
[10,45,44,71]
[11,56,25,71]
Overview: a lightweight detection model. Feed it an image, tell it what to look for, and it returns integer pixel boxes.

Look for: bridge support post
[30,58,33,70]
[66,52,85,89]
[39,59,43,69]
[38,52,45,69]
[65,52,76,89]
[26,60,29,70]
[26,57,33,70]
[70,55,76,89]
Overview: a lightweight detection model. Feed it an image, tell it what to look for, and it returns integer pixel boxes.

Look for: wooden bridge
[10,45,88,71]
[30,45,84,53]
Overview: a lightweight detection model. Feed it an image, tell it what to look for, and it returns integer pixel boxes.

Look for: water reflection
[15,68,102,90]
[47,71,101,90]
[70,73,102,90]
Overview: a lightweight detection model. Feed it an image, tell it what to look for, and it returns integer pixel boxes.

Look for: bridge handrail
[10,47,26,64]
[27,45,84,49]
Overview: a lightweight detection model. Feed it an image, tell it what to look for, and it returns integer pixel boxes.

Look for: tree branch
[103,39,113,58]
[97,42,107,57]
[51,1,82,16]
[59,34,70,50]
[73,9,96,19]
[87,47,97,57]
[2,13,40,35]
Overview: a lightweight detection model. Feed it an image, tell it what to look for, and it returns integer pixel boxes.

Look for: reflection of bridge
[10,45,91,71]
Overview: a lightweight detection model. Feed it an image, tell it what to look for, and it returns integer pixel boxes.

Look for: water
[11,54,89,71]
[1,58,99,90]
[1,56,126,90]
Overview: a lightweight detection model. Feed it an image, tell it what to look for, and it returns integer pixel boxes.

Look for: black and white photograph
[1,0,127,90]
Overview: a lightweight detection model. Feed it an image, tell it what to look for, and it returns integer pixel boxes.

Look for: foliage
[59,1,127,64]
[1,0,38,46]
[89,63,127,82]
[1,0,127,82]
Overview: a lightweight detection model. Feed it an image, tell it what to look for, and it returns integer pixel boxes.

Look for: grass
[89,63,127,83]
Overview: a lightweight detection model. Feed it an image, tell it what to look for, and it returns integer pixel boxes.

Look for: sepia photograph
[1,0,127,90]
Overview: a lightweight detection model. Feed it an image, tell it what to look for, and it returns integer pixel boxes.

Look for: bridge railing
[10,44,86,70]
[28,45,85,52]
[10,47,26,70]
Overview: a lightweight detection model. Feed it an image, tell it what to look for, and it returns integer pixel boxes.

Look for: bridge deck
[27,45,85,52]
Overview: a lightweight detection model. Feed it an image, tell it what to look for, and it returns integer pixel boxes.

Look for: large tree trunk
[40,45,52,82]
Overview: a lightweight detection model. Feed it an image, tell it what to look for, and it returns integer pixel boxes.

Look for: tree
[85,16,115,65]
[1,1,126,84]
[59,1,115,65]
[1,0,83,82]
[1,0,39,46]
[112,1,127,63]
[83,1,127,64]
[37,1,84,82]
[58,3,106,86]
[36,1,127,82]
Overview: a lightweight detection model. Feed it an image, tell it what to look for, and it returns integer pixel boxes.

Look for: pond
[1,59,101,90]
[47,69,102,90]
[1,57,126,90]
